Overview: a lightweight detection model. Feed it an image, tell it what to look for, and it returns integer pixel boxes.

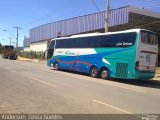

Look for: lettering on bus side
[65,50,76,56]
[57,50,64,54]
[123,42,132,46]
[116,42,133,47]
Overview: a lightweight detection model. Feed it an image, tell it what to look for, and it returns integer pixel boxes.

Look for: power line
[3,30,16,39]
[8,37,12,46]
[91,0,101,12]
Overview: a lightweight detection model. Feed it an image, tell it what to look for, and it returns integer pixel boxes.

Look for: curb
[151,75,160,85]
[17,57,32,61]
[17,57,45,63]
[153,77,160,81]
[150,80,160,85]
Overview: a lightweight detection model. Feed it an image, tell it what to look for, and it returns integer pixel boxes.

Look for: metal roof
[26,6,128,45]
[24,5,160,47]
[50,28,149,41]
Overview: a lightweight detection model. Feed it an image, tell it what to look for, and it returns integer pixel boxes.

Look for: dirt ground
[156,67,160,74]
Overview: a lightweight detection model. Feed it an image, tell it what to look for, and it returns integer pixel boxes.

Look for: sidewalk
[154,67,160,81]
[17,56,46,64]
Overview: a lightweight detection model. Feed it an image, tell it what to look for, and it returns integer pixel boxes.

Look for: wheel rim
[55,63,58,70]
[101,70,109,79]
[91,67,98,77]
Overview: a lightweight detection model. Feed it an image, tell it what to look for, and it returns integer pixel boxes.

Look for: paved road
[0,58,160,118]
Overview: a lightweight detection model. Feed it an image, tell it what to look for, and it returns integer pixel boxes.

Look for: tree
[0,43,3,54]
[0,43,1,54]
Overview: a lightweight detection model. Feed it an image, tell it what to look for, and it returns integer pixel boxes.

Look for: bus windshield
[47,40,55,60]
[49,40,55,49]
[141,31,158,45]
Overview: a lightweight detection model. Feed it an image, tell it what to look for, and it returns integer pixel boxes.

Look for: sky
[0,0,160,47]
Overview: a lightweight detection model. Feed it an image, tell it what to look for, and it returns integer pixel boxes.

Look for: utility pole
[13,27,22,48]
[105,0,110,33]
[8,37,12,46]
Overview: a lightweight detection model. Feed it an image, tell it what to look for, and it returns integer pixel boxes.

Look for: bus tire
[100,68,109,80]
[90,66,99,78]
[54,62,59,71]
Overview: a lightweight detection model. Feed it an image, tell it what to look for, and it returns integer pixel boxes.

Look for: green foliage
[19,51,45,60]
[0,43,3,54]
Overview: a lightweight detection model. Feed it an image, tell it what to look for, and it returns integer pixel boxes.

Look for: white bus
[47,29,158,80]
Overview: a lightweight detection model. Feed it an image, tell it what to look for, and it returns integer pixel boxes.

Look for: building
[23,6,160,52]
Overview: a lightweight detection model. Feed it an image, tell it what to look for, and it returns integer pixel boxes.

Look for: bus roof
[51,29,154,41]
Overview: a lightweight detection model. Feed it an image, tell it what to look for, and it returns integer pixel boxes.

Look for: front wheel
[100,69,109,80]
[90,66,99,78]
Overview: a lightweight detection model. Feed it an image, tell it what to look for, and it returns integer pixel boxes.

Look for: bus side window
[141,32,146,43]
[156,36,158,45]
[147,33,151,44]
[150,35,155,45]
[88,36,99,48]
[78,38,89,48]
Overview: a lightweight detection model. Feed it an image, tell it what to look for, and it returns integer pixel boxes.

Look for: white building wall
[30,41,48,52]
[23,47,30,51]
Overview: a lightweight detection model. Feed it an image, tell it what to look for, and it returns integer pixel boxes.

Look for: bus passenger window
[141,33,146,43]
[150,35,155,45]
[141,31,158,45]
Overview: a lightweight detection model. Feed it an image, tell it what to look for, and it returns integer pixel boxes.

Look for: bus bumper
[135,71,155,80]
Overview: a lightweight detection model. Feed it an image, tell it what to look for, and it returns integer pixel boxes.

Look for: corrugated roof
[24,5,160,47]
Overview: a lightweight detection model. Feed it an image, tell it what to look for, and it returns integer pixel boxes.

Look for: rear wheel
[90,66,99,78]
[100,69,109,80]
[54,62,59,71]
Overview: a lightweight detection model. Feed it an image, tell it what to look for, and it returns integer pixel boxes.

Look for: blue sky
[0,0,160,47]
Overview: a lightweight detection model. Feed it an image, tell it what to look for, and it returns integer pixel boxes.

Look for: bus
[2,45,17,60]
[47,29,158,80]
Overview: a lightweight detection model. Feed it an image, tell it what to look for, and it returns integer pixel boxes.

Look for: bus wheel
[90,66,99,78]
[100,68,109,80]
[54,62,59,71]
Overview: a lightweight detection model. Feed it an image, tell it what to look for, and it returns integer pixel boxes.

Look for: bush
[19,51,45,60]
